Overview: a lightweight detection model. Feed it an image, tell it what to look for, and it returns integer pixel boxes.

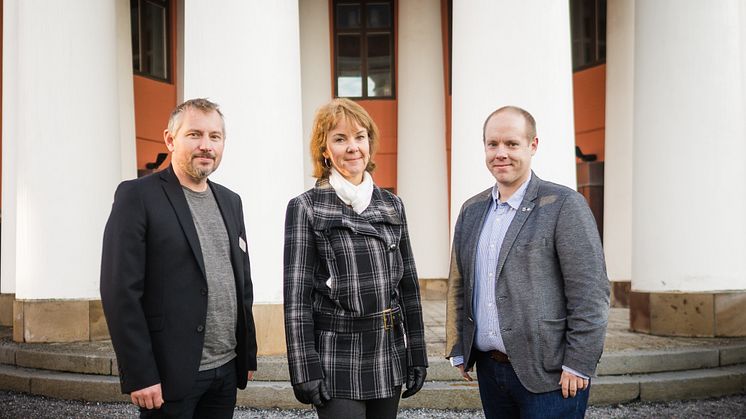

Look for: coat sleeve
[395,197,428,367]
[100,181,161,394]
[445,206,466,359]
[283,197,324,384]
[554,192,610,377]
[237,196,258,371]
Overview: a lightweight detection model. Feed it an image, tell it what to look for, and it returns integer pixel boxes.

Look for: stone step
[3,341,746,380]
[1,363,745,408]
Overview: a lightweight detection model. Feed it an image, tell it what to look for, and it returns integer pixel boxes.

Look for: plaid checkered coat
[283,179,428,400]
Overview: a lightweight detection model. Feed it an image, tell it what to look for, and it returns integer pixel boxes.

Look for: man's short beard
[180,159,216,181]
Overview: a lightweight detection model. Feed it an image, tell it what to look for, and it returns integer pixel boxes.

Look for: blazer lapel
[464,189,493,302]
[312,179,382,239]
[159,166,207,280]
[209,181,244,293]
[494,174,540,281]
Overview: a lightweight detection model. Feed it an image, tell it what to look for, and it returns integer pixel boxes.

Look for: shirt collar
[491,173,532,210]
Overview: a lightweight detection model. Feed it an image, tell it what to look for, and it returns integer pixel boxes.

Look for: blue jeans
[475,352,589,419]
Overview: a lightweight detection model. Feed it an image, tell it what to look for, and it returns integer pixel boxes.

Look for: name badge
[239,237,247,253]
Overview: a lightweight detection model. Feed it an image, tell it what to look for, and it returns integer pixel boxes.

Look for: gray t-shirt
[183,186,238,371]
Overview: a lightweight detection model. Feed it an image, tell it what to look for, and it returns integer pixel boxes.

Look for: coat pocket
[538,317,566,372]
[146,316,164,332]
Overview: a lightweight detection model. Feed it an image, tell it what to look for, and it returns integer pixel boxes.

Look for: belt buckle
[382,308,393,330]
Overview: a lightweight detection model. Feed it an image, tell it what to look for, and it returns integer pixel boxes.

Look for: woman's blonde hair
[310,98,379,179]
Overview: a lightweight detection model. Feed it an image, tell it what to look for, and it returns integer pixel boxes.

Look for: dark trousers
[140,358,237,419]
[475,352,589,419]
[315,386,402,419]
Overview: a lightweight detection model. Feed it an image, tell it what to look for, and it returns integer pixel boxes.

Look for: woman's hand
[401,366,427,398]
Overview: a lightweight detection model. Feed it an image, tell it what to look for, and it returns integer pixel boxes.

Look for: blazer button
[196,325,204,333]
[388,243,398,252]
[467,317,474,323]
[201,288,208,296]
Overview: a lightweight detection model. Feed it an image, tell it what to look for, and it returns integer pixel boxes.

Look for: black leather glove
[292,378,330,407]
[401,366,427,398]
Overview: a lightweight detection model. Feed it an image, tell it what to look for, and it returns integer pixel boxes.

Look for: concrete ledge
[16,349,112,375]
[29,369,127,402]
[398,382,481,409]
[590,375,640,405]
[638,365,746,401]
[0,365,31,393]
[721,345,746,366]
[237,382,304,409]
[597,347,719,375]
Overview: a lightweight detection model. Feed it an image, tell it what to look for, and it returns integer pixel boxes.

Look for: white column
[182,1,305,304]
[397,0,449,279]
[4,0,135,299]
[450,1,576,231]
[633,0,746,292]
[299,0,332,191]
[1,0,19,294]
[603,0,634,282]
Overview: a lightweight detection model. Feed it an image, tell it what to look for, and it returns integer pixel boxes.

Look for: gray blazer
[445,173,609,393]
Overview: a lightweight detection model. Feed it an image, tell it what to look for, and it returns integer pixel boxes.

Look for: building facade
[1,0,744,354]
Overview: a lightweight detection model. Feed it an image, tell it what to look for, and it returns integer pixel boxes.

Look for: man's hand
[131,383,164,409]
[559,370,589,398]
[456,364,473,381]
[248,371,255,381]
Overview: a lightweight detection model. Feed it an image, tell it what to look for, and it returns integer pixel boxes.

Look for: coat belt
[313,306,403,333]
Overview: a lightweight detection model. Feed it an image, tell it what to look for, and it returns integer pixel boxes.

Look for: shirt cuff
[450,356,464,367]
[562,365,589,379]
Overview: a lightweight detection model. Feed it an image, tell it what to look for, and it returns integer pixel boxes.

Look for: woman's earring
[324,158,331,168]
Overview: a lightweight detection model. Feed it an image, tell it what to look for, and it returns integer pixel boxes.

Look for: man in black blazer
[101,98,257,418]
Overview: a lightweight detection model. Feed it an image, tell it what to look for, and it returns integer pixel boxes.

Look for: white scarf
[328,167,374,214]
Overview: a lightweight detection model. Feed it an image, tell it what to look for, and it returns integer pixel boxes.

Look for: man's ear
[163,129,175,152]
[530,137,539,155]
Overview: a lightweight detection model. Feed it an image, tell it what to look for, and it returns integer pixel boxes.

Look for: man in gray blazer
[445,106,609,418]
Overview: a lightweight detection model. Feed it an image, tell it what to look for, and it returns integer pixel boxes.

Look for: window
[131,0,170,81]
[570,0,606,71]
[334,1,395,99]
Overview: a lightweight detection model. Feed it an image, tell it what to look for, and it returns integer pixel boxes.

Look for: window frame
[131,0,172,82]
[570,0,606,72]
[333,0,396,100]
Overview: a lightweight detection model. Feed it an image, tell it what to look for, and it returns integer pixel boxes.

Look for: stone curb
[2,363,746,408]
[3,343,746,380]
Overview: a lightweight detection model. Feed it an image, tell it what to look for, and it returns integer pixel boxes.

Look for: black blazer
[100,166,257,400]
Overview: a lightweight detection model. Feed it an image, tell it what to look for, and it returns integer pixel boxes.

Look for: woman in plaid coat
[283,99,428,418]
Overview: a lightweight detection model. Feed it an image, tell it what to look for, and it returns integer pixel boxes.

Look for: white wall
[299,0,332,190]
[397,0,449,279]
[182,0,305,303]
[5,0,133,299]
[450,1,576,231]
[603,0,634,282]
[632,0,746,292]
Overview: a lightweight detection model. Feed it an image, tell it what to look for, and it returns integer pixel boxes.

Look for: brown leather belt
[485,350,510,364]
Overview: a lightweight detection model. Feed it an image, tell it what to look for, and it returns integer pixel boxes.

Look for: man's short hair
[482,105,537,142]
[167,98,225,137]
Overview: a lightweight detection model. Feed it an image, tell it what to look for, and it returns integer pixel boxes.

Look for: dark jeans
[140,358,237,419]
[475,352,589,419]
[315,386,402,419]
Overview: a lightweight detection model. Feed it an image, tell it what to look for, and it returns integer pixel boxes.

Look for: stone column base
[629,291,746,337]
[610,280,631,308]
[252,303,286,356]
[12,299,109,343]
[0,294,15,326]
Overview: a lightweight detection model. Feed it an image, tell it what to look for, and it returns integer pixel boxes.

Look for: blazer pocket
[538,317,566,372]
[146,316,164,332]
[516,238,547,252]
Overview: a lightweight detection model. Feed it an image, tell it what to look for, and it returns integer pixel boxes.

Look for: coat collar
[310,177,401,238]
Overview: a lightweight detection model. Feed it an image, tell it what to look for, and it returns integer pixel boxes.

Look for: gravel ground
[0,391,743,418]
